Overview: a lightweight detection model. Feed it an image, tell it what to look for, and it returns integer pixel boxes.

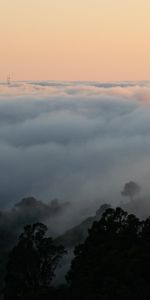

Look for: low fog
[1,80,150,288]
[1,80,150,218]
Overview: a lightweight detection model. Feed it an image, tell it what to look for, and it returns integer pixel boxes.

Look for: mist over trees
[121,181,141,201]
[0,196,69,251]
[3,205,150,300]
[1,81,150,210]
[1,82,150,298]
[2,181,150,299]
[0,197,69,295]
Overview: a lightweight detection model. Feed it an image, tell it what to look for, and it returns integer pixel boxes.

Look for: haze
[0,81,150,216]
[1,0,150,81]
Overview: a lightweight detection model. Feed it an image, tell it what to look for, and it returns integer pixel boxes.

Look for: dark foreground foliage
[67,207,150,300]
[4,223,65,300]
[4,208,150,300]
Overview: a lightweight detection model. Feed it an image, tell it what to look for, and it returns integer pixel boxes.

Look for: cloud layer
[1,81,150,218]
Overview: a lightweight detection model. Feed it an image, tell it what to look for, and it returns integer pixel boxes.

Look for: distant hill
[55,204,110,249]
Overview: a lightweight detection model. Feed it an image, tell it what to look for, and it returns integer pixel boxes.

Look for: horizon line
[1,79,150,83]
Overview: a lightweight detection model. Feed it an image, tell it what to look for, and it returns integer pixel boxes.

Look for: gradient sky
[1,0,150,81]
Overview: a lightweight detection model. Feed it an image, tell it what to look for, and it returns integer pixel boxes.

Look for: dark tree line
[4,223,65,300]
[3,207,150,300]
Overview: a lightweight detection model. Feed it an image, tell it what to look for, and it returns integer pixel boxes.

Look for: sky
[1,0,150,81]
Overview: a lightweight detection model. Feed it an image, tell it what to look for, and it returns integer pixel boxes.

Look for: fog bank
[0,81,150,216]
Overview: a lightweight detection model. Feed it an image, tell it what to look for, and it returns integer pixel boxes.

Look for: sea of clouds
[1,80,150,222]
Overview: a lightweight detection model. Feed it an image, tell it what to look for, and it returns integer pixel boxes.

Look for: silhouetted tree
[4,223,65,300]
[121,181,140,201]
[67,207,150,300]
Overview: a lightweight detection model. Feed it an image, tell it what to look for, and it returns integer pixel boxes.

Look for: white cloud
[0,81,150,218]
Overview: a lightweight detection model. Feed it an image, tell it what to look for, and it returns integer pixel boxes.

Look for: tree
[4,223,65,300]
[67,208,150,300]
[121,181,140,201]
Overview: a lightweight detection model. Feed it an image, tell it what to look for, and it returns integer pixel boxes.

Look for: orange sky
[0,0,150,81]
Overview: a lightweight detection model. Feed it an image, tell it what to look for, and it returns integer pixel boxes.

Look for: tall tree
[4,223,65,300]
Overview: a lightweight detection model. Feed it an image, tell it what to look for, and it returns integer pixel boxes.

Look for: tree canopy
[67,207,150,300]
[4,207,150,300]
[4,222,65,300]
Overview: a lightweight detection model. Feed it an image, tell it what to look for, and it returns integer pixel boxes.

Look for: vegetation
[121,181,140,201]
[4,223,65,300]
[67,207,150,300]
[3,205,150,300]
